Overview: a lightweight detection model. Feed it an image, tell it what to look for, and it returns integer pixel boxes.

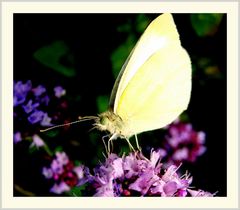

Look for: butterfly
[42,13,192,152]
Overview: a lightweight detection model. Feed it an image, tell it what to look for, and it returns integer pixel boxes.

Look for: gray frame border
[0,0,239,209]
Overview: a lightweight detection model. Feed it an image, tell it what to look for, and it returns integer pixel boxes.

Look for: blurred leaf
[191,62,197,76]
[67,184,88,196]
[197,57,222,79]
[179,112,190,123]
[118,140,132,155]
[28,145,38,154]
[69,139,81,147]
[43,129,59,138]
[198,57,212,68]
[74,160,82,166]
[117,21,132,33]
[14,185,35,196]
[89,132,106,162]
[33,40,76,77]
[89,132,100,146]
[135,14,151,33]
[191,14,223,37]
[96,95,109,113]
[111,15,150,79]
[205,66,222,79]
[111,34,136,78]
[54,146,63,153]
[43,144,54,156]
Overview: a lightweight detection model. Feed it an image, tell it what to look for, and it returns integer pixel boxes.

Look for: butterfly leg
[102,134,110,155]
[108,133,118,153]
[124,138,136,152]
[134,134,141,151]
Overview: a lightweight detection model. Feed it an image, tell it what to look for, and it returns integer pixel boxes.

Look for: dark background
[13,13,226,196]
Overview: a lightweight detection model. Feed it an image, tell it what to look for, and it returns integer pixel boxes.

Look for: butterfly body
[94,14,192,142]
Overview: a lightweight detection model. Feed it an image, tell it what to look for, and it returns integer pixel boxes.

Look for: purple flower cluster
[14,80,32,106]
[42,151,89,194]
[14,81,51,126]
[159,119,206,166]
[88,150,214,197]
[14,81,65,126]
[14,80,66,144]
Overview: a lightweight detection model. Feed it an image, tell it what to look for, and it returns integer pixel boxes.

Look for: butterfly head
[95,111,127,139]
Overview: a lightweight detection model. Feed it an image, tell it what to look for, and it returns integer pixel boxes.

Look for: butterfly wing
[116,44,191,136]
[112,13,181,113]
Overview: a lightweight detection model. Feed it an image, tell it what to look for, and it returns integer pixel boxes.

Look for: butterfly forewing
[113,13,181,113]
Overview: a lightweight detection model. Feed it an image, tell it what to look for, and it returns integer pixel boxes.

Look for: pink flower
[14,132,22,144]
[50,182,70,194]
[94,179,114,197]
[51,159,63,175]
[129,168,159,195]
[30,134,45,148]
[42,167,53,179]
[112,158,124,179]
[150,149,161,167]
[73,165,85,179]
[54,86,66,98]
[40,113,53,126]
[163,181,178,196]
[43,151,89,194]
[32,85,46,96]
[123,153,148,179]
[56,151,69,165]
[163,119,207,164]
[187,189,215,197]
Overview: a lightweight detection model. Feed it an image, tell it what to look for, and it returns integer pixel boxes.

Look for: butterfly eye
[99,115,108,125]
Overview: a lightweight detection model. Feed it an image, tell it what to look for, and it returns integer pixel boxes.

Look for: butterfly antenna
[87,125,98,133]
[40,116,98,132]
[78,116,98,120]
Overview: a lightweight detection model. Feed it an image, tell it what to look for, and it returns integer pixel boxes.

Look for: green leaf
[33,40,76,77]
[191,14,224,37]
